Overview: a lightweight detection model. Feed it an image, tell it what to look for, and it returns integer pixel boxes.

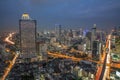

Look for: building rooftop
[21,13,31,20]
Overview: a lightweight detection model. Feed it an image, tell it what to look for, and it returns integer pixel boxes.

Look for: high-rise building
[92,40,102,61]
[91,24,97,50]
[91,24,97,41]
[55,24,62,43]
[19,13,37,59]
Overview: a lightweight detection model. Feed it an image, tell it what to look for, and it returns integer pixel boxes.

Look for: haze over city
[0,0,120,31]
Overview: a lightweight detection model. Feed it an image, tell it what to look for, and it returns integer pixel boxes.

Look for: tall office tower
[92,40,100,61]
[92,24,97,41]
[55,24,62,43]
[91,24,97,50]
[86,31,92,50]
[19,13,37,59]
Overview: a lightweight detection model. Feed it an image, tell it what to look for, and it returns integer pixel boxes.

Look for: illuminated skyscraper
[19,13,37,59]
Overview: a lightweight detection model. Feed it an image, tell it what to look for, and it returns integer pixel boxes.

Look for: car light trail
[103,34,111,80]
[4,33,15,45]
[1,52,19,80]
[1,32,18,80]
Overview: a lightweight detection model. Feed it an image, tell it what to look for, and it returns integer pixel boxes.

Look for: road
[4,33,15,44]
[1,32,19,80]
[95,34,110,80]
[48,51,99,63]
[102,34,111,80]
[111,63,120,68]
[47,51,83,62]
[1,52,19,80]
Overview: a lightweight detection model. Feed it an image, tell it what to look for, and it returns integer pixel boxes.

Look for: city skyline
[0,12,120,80]
[0,0,120,32]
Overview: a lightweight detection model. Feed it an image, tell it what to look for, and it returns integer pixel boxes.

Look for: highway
[102,34,120,79]
[1,33,19,80]
[47,51,83,62]
[4,32,15,45]
[48,51,99,63]
[95,52,107,80]
[95,34,111,80]
[102,34,111,80]
[1,52,19,80]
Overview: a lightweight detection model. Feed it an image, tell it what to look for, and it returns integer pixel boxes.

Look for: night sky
[0,0,120,32]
